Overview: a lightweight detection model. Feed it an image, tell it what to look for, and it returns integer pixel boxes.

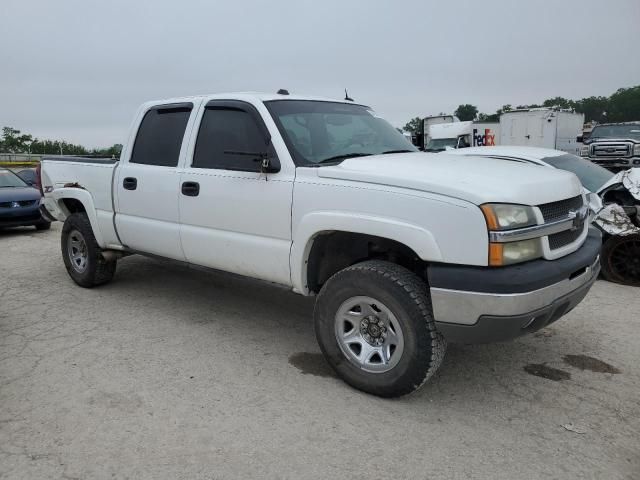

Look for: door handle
[123,177,137,190]
[181,181,200,197]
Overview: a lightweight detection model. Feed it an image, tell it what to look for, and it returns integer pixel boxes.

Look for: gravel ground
[1,223,639,480]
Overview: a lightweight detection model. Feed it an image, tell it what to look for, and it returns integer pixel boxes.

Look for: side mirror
[261,155,281,174]
[576,136,583,143]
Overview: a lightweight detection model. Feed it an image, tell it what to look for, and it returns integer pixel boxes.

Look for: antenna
[344,89,353,102]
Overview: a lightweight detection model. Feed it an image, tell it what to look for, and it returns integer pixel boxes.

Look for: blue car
[0,167,51,231]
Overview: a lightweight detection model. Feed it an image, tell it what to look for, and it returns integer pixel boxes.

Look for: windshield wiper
[381,149,415,154]
[317,153,373,164]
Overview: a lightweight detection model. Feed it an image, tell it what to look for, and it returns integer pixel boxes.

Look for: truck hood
[586,137,640,145]
[317,152,582,206]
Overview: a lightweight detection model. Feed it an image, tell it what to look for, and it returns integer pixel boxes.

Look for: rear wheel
[601,234,640,286]
[61,213,116,287]
[314,260,446,397]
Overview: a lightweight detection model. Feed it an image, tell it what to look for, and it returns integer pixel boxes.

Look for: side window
[130,105,192,167]
[193,108,269,171]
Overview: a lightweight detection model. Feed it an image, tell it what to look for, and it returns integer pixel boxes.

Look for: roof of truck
[143,91,367,107]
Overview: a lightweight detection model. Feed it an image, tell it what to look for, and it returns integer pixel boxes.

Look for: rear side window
[130,104,192,167]
[193,108,269,171]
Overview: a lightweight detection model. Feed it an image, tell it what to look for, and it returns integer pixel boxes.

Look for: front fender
[290,211,442,294]
[51,188,106,247]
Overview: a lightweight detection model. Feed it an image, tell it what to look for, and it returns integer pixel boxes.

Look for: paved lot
[1,224,639,479]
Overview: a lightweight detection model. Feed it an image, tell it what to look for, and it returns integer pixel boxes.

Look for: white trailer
[499,108,584,155]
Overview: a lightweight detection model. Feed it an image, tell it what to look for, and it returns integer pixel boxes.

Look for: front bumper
[429,228,602,344]
[0,208,44,228]
[589,156,640,169]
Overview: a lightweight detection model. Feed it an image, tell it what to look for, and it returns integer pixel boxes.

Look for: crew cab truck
[580,122,640,172]
[41,92,602,397]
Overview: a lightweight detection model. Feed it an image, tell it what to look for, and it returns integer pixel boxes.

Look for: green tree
[542,97,576,110]
[1,127,33,153]
[92,144,123,158]
[454,104,478,121]
[403,117,423,134]
[574,96,609,123]
[607,86,640,122]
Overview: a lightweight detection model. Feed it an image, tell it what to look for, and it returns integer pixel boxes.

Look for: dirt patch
[288,352,336,378]
[524,364,571,381]
[563,354,621,374]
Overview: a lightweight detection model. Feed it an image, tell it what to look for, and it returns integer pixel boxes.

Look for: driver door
[178,100,294,286]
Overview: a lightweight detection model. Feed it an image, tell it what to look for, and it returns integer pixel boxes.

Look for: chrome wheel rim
[334,296,405,373]
[67,229,88,273]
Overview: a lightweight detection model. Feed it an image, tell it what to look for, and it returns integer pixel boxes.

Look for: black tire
[35,220,51,231]
[600,234,640,287]
[314,260,446,398]
[61,213,116,288]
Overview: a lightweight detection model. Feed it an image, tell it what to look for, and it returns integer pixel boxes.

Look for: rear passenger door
[178,100,294,286]
[115,102,195,260]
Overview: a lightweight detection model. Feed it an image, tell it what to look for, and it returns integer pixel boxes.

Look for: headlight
[489,239,543,266]
[633,144,640,156]
[580,145,590,157]
[480,203,537,230]
[481,203,542,266]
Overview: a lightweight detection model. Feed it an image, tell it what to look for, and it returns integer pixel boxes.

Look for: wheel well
[61,198,87,214]
[306,231,428,293]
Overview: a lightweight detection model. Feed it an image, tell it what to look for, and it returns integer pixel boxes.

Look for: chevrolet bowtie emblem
[567,206,588,231]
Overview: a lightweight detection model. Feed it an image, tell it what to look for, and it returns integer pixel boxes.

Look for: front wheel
[61,213,116,288]
[314,260,446,398]
[601,234,640,286]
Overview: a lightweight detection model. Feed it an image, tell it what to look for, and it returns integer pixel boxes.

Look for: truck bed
[41,155,121,248]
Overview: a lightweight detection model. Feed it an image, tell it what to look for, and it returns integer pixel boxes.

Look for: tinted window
[590,124,640,140]
[130,105,192,167]
[193,108,268,171]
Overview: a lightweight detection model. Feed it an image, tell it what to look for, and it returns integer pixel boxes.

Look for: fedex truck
[424,121,499,152]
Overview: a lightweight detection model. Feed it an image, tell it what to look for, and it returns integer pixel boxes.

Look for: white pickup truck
[40,92,602,397]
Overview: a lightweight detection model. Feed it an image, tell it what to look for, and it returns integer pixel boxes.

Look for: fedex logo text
[473,128,496,147]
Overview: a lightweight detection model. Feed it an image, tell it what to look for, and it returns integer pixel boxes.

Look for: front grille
[0,212,40,222]
[592,143,631,158]
[0,199,37,208]
[548,228,582,250]
[538,195,583,223]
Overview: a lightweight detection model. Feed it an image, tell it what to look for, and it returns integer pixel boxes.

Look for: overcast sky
[1,0,639,148]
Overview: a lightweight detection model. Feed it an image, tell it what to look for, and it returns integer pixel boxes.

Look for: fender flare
[290,211,442,294]
[53,188,106,247]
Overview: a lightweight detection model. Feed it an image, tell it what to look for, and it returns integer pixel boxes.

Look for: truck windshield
[542,153,614,192]
[590,124,640,140]
[0,169,28,188]
[425,138,458,152]
[265,100,417,165]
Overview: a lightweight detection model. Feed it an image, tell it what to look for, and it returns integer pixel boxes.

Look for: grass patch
[0,161,40,168]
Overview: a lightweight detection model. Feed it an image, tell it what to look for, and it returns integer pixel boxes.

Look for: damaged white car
[446,146,640,286]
